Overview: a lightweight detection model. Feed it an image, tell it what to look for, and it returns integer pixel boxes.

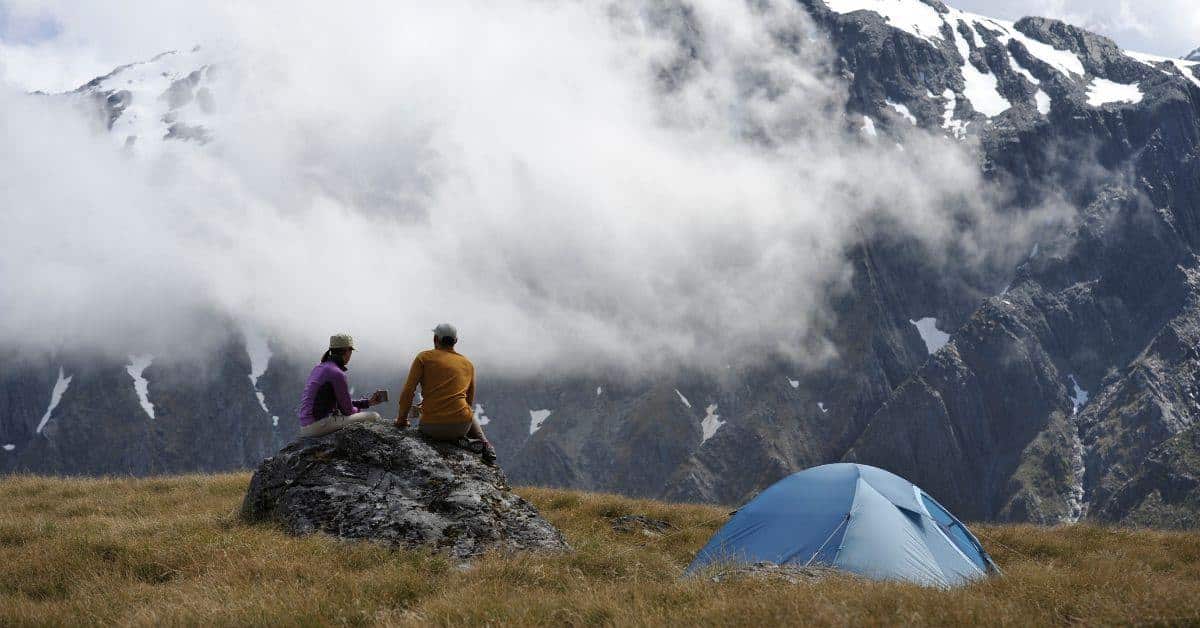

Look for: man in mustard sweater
[395,323,497,463]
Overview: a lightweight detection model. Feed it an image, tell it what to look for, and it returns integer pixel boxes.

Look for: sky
[0,0,1196,93]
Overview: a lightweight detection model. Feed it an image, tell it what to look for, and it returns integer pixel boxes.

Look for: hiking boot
[481,442,498,465]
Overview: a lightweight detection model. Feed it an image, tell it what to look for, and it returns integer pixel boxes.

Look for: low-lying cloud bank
[0,1,1061,374]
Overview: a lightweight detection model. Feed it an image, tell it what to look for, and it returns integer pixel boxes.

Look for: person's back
[396,323,496,463]
[406,348,475,424]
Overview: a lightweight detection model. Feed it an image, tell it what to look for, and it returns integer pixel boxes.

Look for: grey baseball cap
[432,323,458,340]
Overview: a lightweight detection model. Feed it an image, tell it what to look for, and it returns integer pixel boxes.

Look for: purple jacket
[298,361,371,426]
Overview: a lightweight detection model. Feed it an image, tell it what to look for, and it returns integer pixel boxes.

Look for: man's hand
[369,390,388,406]
[396,403,419,429]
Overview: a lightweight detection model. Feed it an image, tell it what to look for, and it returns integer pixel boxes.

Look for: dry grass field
[1,473,1199,626]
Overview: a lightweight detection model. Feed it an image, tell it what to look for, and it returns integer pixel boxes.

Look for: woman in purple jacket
[297,333,387,438]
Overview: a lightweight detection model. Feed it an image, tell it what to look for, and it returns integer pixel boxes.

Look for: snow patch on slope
[2,444,14,452]
[529,409,552,434]
[949,25,1011,118]
[126,355,155,419]
[824,2,1086,87]
[961,62,1010,117]
[1086,78,1143,107]
[37,366,73,433]
[940,89,968,139]
[675,389,692,409]
[978,15,1085,78]
[1035,90,1052,115]
[1126,50,1200,89]
[82,48,221,156]
[910,318,951,355]
[822,0,947,43]
[1065,427,1087,523]
[242,326,273,417]
[701,404,725,444]
[1063,374,1091,523]
[861,115,878,138]
[886,100,917,124]
[1009,55,1041,86]
[1068,374,1089,414]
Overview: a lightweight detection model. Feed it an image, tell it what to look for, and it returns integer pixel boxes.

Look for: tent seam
[804,513,850,567]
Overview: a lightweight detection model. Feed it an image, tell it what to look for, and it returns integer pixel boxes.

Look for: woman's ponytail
[321,348,349,369]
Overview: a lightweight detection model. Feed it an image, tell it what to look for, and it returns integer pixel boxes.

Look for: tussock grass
[1,474,1198,626]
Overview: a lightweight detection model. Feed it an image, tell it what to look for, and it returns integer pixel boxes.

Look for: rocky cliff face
[4,335,280,475]
[1096,421,1200,529]
[800,1,1200,525]
[5,0,1200,529]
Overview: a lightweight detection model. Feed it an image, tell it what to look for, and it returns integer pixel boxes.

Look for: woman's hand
[369,390,388,405]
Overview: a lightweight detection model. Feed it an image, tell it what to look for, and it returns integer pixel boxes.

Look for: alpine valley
[5,0,1200,530]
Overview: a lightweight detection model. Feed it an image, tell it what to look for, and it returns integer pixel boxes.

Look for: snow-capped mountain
[1188,47,1200,62]
[73,47,219,153]
[6,0,1200,529]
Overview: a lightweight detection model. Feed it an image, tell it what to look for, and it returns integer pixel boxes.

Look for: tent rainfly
[686,463,1000,587]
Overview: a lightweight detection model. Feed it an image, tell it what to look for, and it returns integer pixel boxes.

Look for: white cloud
[0,1,1064,375]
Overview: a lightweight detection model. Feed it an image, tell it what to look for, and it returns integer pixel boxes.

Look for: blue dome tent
[686,463,999,587]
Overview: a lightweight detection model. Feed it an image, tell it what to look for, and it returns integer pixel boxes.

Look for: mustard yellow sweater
[397,348,475,425]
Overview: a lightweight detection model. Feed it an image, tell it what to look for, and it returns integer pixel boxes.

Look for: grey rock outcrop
[240,422,570,557]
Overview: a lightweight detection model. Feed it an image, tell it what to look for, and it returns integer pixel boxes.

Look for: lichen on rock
[240,422,570,557]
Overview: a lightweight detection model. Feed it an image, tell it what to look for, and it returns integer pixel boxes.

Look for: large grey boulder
[240,422,569,557]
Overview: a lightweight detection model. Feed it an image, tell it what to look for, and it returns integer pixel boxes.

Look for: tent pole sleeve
[804,513,850,567]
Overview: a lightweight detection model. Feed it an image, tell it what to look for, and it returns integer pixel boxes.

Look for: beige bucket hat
[329,333,355,350]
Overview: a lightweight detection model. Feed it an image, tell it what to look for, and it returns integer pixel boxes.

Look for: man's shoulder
[430,349,472,367]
